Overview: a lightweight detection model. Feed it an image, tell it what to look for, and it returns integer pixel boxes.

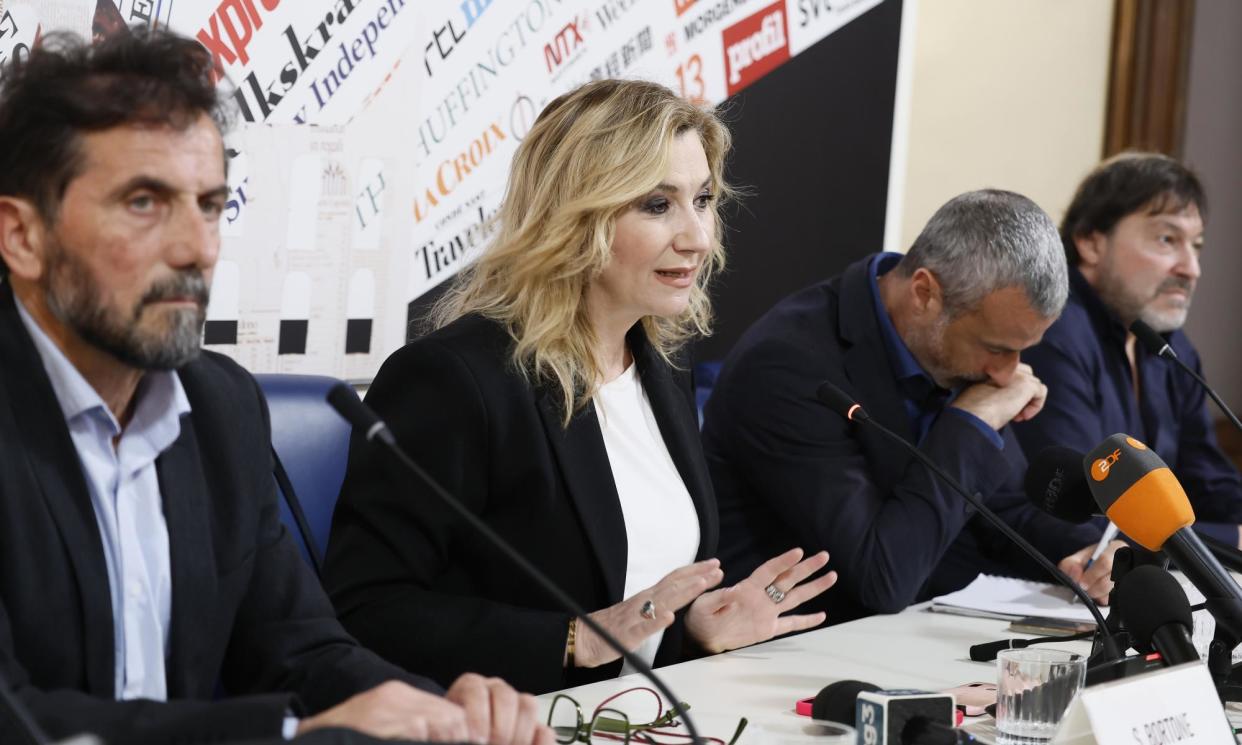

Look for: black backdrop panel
[408,0,903,362]
[699,0,902,361]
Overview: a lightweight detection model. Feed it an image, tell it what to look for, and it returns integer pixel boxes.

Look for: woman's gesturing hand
[574,559,724,668]
[684,548,837,654]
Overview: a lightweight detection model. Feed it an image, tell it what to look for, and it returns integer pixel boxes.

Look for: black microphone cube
[856,690,955,745]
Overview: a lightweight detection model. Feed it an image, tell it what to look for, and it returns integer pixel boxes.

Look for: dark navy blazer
[1014,268,1242,545]
[701,255,1097,624]
[0,284,426,744]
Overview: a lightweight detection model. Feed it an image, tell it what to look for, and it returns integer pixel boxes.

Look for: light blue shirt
[16,299,188,701]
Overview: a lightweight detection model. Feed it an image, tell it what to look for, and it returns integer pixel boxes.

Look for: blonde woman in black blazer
[324,80,837,695]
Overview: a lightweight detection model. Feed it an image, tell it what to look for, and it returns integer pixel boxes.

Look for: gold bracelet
[565,616,578,668]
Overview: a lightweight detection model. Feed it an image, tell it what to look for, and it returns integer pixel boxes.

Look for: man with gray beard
[0,28,549,745]
[1014,153,1242,555]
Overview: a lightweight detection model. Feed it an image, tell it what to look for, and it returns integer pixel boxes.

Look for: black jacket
[701,255,1097,623]
[0,284,431,744]
[1015,267,1242,543]
[324,314,719,694]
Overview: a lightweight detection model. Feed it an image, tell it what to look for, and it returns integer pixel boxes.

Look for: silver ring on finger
[765,583,787,604]
[640,599,657,620]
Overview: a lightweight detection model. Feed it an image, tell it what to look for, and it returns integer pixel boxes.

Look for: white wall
[887,0,1242,415]
[1181,1,1242,413]
[892,0,1115,249]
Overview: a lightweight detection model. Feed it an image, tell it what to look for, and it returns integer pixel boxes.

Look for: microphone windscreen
[1114,564,1193,655]
[1084,434,1194,551]
[325,383,376,430]
[812,680,881,724]
[1129,319,1169,356]
[1024,446,1095,523]
[817,381,859,418]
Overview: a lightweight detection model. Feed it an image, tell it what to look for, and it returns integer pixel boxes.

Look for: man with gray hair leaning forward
[702,190,1106,626]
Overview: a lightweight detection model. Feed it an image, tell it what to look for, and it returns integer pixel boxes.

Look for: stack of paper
[932,573,1236,660]
[929,574,1103,624]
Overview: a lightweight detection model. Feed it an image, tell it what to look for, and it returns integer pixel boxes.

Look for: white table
[539,608,1093,742]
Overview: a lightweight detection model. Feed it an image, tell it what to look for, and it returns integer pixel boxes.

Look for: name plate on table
[1052,662,1232,745]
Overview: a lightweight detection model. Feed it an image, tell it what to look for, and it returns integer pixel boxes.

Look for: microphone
[1025,444,1242,574]
[324,385,702,744]
[817,383,869,423]
[1129,319,1176,360]
[815,382,1121,659]
[1130,319,1242,434]
[327,385,395,448]
[1081,434,1242,645]
[1113,564,1200,666]
[812,680,879,723]
[968,631,1095,663]
[814,681,968,745]
[1024,446,1097,523]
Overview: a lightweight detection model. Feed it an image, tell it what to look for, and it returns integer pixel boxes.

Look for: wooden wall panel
[1104,0,1196,156]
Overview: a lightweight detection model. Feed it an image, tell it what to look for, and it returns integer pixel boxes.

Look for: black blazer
[323,315,719,694]
[701,255,1098,624]
[0,284,431,744]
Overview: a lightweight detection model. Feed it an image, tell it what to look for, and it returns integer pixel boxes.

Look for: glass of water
[995,648,1086,742]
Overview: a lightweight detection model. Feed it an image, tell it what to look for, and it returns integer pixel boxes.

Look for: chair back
[254,373,357,576]
[693,360,723,428]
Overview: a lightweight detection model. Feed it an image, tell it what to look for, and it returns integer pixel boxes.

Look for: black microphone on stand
[1080,433,1242,644]
[815,381,1122,661]
[1023,447,1099,524]
[1130,319,1242,434]
[1080,433,1242,697]
[325,385,702,745]
[1113,564,1200,667]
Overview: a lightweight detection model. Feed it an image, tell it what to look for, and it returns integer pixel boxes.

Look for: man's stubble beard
[43,235,209,370]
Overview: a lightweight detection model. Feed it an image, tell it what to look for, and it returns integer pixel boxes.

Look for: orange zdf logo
[1091,449,1122,481]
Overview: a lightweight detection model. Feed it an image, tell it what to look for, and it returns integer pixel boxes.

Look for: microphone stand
[0,668,50,745]
[1142,366,1242,696]
[1171,549,1242,701]
[815,383,1123,665]
[1130,321,1242,698]
[326,387,706,745]
[1131,320,1242,435]
[1201,533,1242,574]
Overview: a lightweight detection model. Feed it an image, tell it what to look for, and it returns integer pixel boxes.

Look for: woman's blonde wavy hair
[430,79,734,424]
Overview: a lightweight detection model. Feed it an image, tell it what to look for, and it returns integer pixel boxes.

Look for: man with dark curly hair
[1015,153,1242,563]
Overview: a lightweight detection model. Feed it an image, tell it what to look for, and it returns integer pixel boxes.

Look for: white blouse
[593,362,701,673]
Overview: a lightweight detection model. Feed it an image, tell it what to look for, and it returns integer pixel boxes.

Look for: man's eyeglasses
[547,686,748,745]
